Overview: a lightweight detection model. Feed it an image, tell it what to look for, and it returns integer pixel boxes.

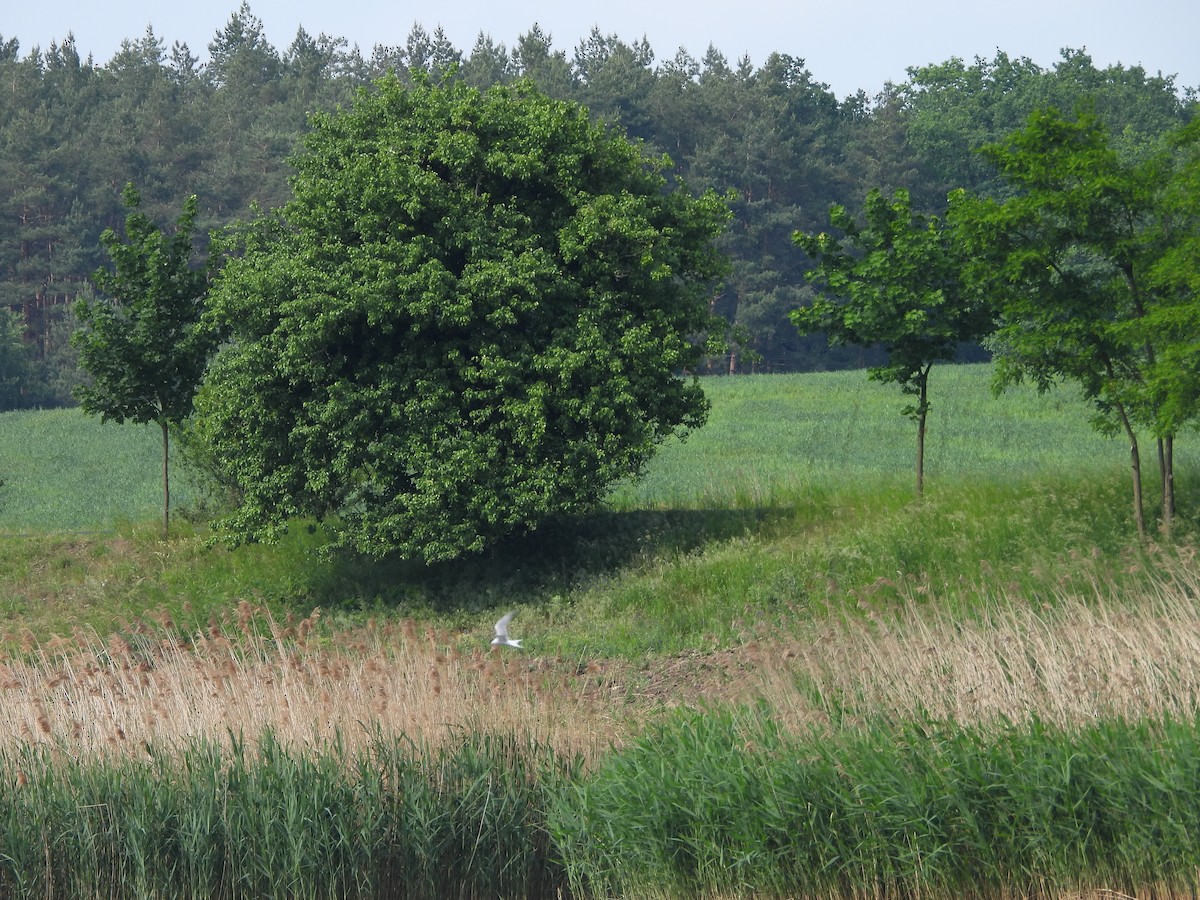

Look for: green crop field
[611,364,1154,509]
[0,364,1157,533]
[0,407,196,534]
[2,364,1200,899]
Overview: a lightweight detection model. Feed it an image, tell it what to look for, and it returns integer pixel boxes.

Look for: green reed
[0,731,574,900]
[550,706,1200,899]
[5,712,1199,899]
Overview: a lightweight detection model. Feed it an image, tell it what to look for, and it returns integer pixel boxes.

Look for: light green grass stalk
[0,731,573,899]
[552,707,1200,899]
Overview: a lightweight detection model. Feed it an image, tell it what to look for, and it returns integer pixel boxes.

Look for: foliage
[75,184,210,427]
[0,367,1184,651]
[73,183,212,536]
[1145,118,1200,435]
[0,19,1192,394]
[4,710,1200,899]
[792,188,993,492]
[0,307,34,411]
[952,105,1195,536]
[192,74,729,561]
[0,731,573,900]
[902,49,1187,196]
[553,707,1200,898]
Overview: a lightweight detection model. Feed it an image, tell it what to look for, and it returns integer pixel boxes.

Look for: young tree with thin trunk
[74,183,212,537]
[952,105,1185,539]
[792,188,992,495]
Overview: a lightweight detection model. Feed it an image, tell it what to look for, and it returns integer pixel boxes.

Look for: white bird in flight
[491,611,523,648]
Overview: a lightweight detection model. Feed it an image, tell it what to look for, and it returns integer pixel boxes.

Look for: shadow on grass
[300,505,796,615]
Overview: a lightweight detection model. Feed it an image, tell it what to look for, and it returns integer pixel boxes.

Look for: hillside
[3,365,1200,898]
[0,364,1185,647]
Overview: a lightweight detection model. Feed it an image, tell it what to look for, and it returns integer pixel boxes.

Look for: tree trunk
[1161,434,1175,537]
[160,420,170,540]
[915,368,929,497]
[1115,404,1145,540]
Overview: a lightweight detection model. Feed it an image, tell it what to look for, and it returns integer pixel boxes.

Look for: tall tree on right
[951,105,1188,538]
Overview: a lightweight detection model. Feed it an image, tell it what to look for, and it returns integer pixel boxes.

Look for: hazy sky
[4,0,1197,99]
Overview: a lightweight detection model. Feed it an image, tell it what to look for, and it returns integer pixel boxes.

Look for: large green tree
[952,106,1182,538]
[193,74,730,561]
[74,183,212,536]
[1147,119,1200,444]
[793,188,992,494]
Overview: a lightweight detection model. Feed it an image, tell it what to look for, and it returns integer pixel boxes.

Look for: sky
[3,0,1197,100]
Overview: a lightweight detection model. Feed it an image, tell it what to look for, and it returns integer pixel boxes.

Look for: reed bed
[5,708,1200,899]
[556,707,1200,899]
[4,566,1200,897]
[761,551,1200,731]
[0,601,623,764]
[0,731,573,899]
[7,556,1200,763]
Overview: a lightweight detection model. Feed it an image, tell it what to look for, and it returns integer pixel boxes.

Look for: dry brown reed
[6,557,1200,765]
[760,556,1200,730]
[0,603,625,762]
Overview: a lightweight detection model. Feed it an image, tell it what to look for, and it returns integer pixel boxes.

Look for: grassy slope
[4,365,1200,899]
[0,364,1186,651]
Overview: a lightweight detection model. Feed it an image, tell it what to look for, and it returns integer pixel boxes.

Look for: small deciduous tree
[792,188,991,494]
[74,183,212,537]
[952,105,1183,538]
[192,74,730,561]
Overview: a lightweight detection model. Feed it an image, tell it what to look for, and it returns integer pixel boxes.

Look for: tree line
[1,2,1195,409]
[795,107,1200,540]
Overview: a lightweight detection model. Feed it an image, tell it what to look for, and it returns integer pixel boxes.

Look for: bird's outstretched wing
[494,611,516,641]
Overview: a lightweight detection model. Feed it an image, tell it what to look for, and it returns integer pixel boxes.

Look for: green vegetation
[1,13,1191,401]
[0,365,1186,644]
[4,712,1200,898]
[954,105,1197,538]
[0,407,195,534]
[619,341,1128,510]
[1,9,1197,894]
[0,732,571,900]
[76,183,214,538]
[792,188,991,494]
[192,74,728,561]
[2,366,1200,897]
[558,708,1200,898]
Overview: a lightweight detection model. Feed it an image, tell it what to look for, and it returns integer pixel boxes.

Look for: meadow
[2,363,1200,898]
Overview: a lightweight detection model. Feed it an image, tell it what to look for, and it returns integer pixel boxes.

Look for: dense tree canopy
[190,74,729,560]
[1,10,1193,405]
[951,106,1195,537]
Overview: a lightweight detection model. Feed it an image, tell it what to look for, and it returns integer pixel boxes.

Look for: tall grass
[2,556,1200,895]
[553,707,1200,899]
[5,549,1200,761]
[3,367,1200,896]
[0,601,620,762]
[5,710,1200,899]
[760,544,1200,730]
[0,731,573,899]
